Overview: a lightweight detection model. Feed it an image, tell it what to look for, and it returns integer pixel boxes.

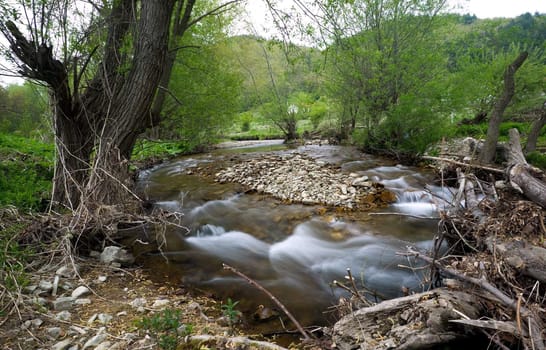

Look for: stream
[134,142,452,331]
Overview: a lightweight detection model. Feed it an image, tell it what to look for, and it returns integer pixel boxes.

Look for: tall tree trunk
[1,0,176,210]
[479,51,528,164]
[84,0,176,206]
[524,102,546,154]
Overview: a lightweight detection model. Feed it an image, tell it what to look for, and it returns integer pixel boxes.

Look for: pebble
[100,246,135,265]
[152,299,170,308]
[215,153,391,209]
[71,286,90,298]
[55,310,72,321]
[130,297,147,308]
[75,298,92,305]
[97,275,107,283]
[82,333,108,349]
[39,280,53,292]
[46,327,62,339]
[97,313,113,325]
[95,342,112,350]
[52,297,75,311]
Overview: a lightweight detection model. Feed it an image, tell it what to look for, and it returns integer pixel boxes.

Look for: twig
[368,212,438,220]
[222,263,313,341]
[422,156,504,174]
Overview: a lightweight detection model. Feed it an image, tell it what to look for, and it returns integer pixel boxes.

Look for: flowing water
[134,142,452,330]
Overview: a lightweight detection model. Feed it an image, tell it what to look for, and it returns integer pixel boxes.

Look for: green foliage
[135,308,192,350]
[0,134,53,210]
[499,122,528,138]
[526,151,546,170]
[131,140,192,161]
[221,298,240,326]
[453,123,488,138]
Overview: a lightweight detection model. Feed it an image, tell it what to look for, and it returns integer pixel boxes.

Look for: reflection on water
[135,143,451,327]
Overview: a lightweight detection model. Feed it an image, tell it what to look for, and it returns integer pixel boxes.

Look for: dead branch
[222,263,313,341]
[422,155,504,174]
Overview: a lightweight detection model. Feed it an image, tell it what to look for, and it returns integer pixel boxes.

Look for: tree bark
[329,289,482,350]
[524,102,546,154]
[479,51,528,164]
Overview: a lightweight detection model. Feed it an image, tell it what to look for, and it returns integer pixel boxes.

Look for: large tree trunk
[479,51,528,164]
[1,0,176,210]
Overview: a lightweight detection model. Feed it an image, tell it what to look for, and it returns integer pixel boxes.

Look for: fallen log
[506,128,546,208]
[328,289,482,350]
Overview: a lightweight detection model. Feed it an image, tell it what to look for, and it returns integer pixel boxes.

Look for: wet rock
[24,285,38,294]
[52,297,75,311]
[52,339,72,350]
[71,286,90,298]
[100,246,135,265]
[69,325,88,335]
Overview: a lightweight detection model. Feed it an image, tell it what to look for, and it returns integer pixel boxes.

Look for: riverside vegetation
[1,2,546,349]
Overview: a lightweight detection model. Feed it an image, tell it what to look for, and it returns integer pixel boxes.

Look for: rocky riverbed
[214,152,396,209]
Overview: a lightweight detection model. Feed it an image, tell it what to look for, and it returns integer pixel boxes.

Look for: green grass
[0,134,54,211]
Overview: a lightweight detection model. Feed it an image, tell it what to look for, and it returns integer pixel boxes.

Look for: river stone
[100,246,135,265]
[75,298,92,305]
[152,299,170,308]
[52,297,75,311]
[71,286,90,298]
[130,297,147,308]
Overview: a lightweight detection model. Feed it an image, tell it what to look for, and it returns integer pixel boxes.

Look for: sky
[450,0,546,18]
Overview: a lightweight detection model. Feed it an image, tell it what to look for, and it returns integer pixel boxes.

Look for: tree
[318,0,448,146]
[0,0,241,211]
[479,51,528,164]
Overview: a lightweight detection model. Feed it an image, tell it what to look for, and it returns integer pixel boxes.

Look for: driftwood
[185,335,289,350]
[485,237,546,284]
[329,289,482,350]
[506,128,546,208]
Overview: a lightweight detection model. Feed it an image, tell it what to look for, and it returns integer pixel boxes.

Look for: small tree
[479,51,528,164]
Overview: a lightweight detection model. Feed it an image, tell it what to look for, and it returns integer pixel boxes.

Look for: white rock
[39,280,53,292]
[71,286,90,298]
[99,246,135,265]
[56,311,72,321]
[130,298,147,308]
[75,298,92,305]
[95,341,112,350]
[52,339,72,350]
[46,327,62,339]
[52,297,75,311]
[97,275,107,283]
[152,299,170,308]
[97,313,113,325]
[52,275,60,296]
[82,333,108,349]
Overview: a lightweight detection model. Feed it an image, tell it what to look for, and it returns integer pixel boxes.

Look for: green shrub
[0,222,33,293]
[499,122,528,137]
[453,123,488,138]
[135,308,193,350]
